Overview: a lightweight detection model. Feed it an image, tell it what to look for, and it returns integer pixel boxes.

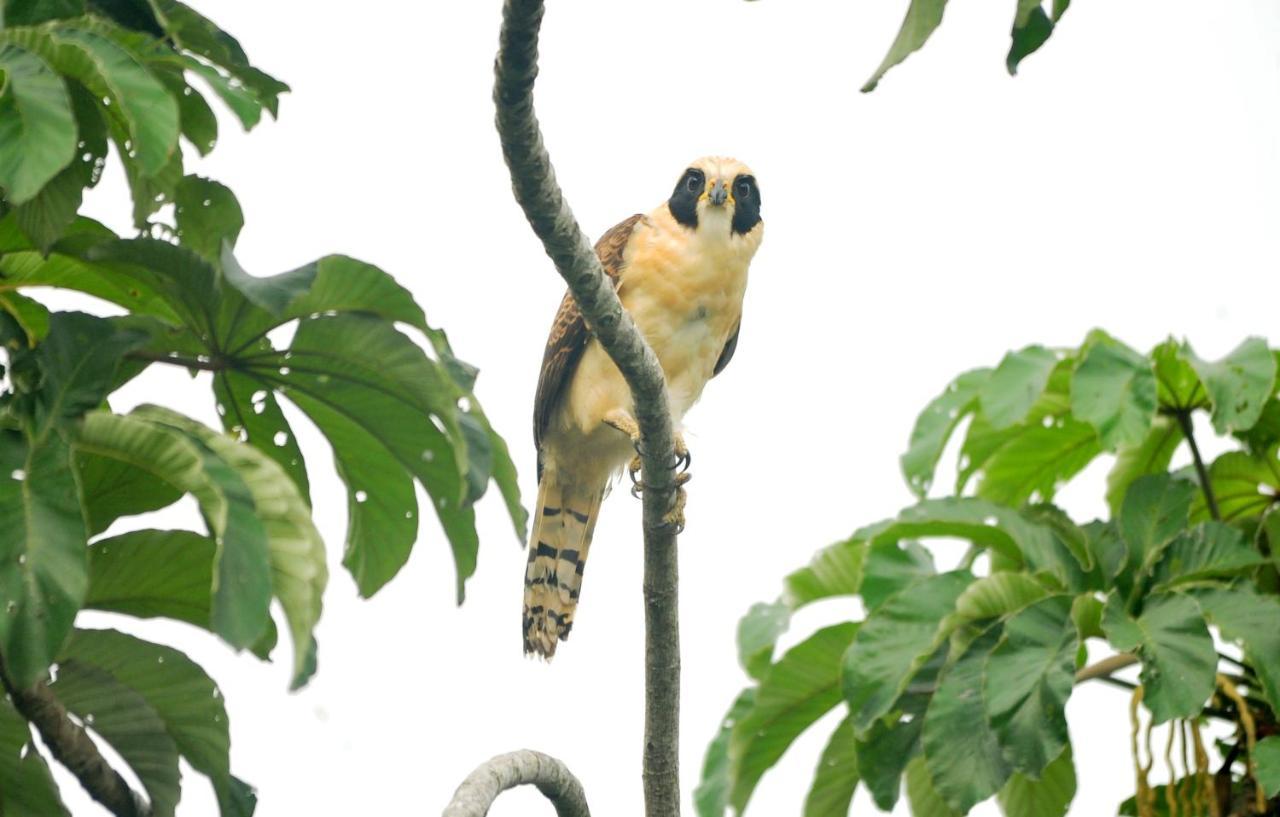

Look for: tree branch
[1075,652,1139,685]
[0,655,147,817]
[1175,410,1220,521]
[494,2,682,816]
[442,750,591,817]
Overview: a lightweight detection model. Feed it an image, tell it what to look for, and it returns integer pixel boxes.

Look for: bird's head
[667,156,761,238]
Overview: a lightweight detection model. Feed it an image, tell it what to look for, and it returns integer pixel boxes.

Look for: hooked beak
[708,179,729,207]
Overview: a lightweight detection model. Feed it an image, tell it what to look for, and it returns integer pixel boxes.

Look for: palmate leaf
[859,539,935,610]
[1149,522,1265,590]
[1070,338,1157,450]
[1102,593,1216,724]
[737,601,792,681]
[0,42,77,203]
[1183,337,1276,434]
[693,688,755,817]
[728,623,859,813]
[1255,735,1280,799]
[906,754,961,817]
[804,714,858,817]
[1118,473,1196,576]
[976,418,1101,507]
[1193,450,1280,523]
[841,571,971,732]
[1106,415,1183,515]
[50,659,180,817]
[901,367,990,497]
[59,628,253,815]
[0,696,71,817]
[997,745,1076,817]
[984,596,1076,776]
[1191,585,1280,711]
[857,712,921,811]
[980,345,1059,430]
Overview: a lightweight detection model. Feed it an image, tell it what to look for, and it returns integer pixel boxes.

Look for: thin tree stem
[1176,410,1220,521]
[0,655,147,817]
[1075,652,1139,684]
[493,1,681,815]
[442,750,590,817]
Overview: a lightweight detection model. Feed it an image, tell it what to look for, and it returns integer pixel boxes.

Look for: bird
[522,156,764,658]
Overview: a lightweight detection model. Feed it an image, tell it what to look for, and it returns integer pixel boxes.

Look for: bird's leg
[664,471,692,533]
[603,409,644,487]
[604,411,692,523]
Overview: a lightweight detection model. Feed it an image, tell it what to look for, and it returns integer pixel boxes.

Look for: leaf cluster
[700,333,1280,817]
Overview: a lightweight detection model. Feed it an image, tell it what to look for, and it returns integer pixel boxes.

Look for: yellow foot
[663,473,691,533]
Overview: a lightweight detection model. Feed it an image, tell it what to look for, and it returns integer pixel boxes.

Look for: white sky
[46,0,1280,815]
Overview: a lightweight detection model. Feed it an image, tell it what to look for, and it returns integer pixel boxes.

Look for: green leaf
[0,289,51,343]
[856,714,921,811]
[783,537,867,609]
[59,628,244,809]
[729,622,858,812]
[1070,339,1157,449]
[862,0,949,92]
[1118,473,1195,574]
[1106,415,1182,515]
[1254,735,1280,799]
[1237,397,1280,455]
[1082,521,1127,588]
[1102,593,1216,723]
[922,627,1009,812]
[174,175,243,263]
[737,601,791,681]
[0,431,87,687]
[77,450,182,535]
[1151,339,1204,411]
[50,659,180,817]
[981,346,1060,430]
[3,0,85,26]
[85,529,211,626]
[906,754,961,817]
[27,311,145,429]
[0,43,77,203]
[984,596,1076,776]
[948,572,1049,654]
[213,367,309,501]
[1150,522,1265,589]
[694,689,755,817]
[976,418,1101,507]
[1008,3,1055,75]
[0,696,70,817]
[803,714,859,817]
[901,367,990,497]
[860,539,934,610]
[1185,338,1276,434]
[842,571,971,732]
[997,745,1076,817]
[138,406,326,689]
[1191,585,1280,711]
[1195,450,1280,523]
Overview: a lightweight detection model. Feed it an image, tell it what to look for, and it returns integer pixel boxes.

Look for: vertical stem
[494,2,682,814]
[1175,411,1220,521]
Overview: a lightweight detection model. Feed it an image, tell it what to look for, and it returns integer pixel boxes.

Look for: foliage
[857,0,1071,92]
[0,2,523,813]
[700,333,1280,816]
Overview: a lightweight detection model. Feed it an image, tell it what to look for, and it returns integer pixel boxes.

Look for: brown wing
[533,214,644,476]
[713,320,740,377]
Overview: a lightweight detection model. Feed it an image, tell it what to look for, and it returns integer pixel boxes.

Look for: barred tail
[522,468,604,658]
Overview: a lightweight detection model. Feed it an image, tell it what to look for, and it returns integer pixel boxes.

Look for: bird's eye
[686,174,702,193]
[737,181,751,198]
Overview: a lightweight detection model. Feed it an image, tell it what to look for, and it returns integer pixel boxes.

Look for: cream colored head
[666,156,761,238]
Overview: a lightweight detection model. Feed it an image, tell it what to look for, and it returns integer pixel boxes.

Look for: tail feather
[523,469,604,658]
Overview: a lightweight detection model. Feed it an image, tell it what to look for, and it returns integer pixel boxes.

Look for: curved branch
[0,655,147,817]
[442,750,591,817]
[494,2,682,815]
[1075,652,1139,685]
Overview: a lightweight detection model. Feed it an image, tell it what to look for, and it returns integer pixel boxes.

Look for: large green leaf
[1255,735,1280,799]
[1184,338,1276,434]
[0,43,76,203]
[1191,585,1280,711]
[980,346,1059,430]
[737,601,792,681]
[138,406,326,689]
[856,714,921,811]
[1151,340,1204,411]
[1149,522,1264,589]
[906,754,962,817]
[784,536,867,609]
[50,659,180,816]
[901,367,989,497]
[693,689,755,817]
[1117,473,1195,575]
[0,431,86,687]
[174,175,242,263]
[803,714,859,817]
[842,571,971,732]
[862,0,948,92]
[1105,416,1182,515]
[0,696,70,817]
[728,623,858,812]
[1195,450,1280,523]
[922,627,1009,812]
[85,529,211,625]
[1007,2,1057,76]
[984,596,1076,776]
[59,628,247,812]
[1070,339,1157,450]
[213,366,309,501]
[1102,593,1215,723]
[997,745,1076,817]
[976,418,1101,507]
[25,310,145,430]
[860,539,935,611]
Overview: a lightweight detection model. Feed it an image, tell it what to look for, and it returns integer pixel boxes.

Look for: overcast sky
[51,0,1280,815]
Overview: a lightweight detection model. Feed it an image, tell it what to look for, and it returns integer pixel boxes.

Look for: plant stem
[0,655,146,817]
[442,751,590,817]
[493,1,682,815]
[1075,652,1140,684]
[1176,410,1220,521]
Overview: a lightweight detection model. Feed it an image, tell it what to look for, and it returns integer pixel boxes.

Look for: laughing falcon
[523,156,764,658]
